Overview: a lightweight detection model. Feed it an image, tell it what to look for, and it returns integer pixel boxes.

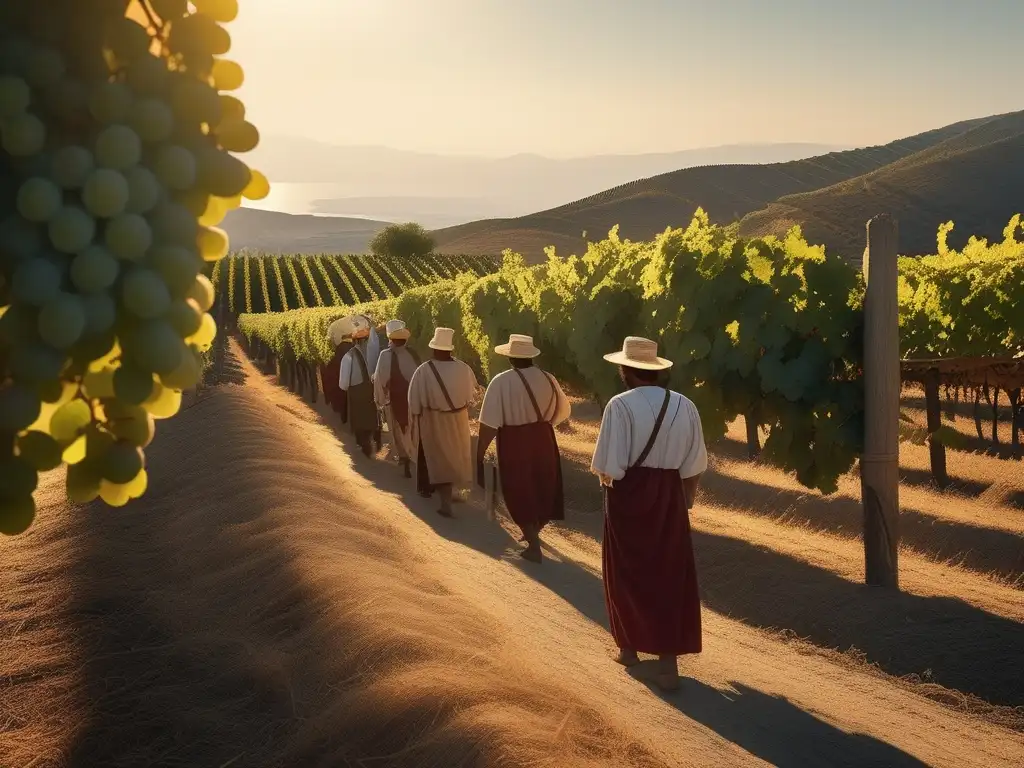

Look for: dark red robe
[496,421,564,533]
[320,341,351,415]
[602,466,701,656]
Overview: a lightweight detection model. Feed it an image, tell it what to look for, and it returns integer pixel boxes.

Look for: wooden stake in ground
[861,214,901,589]
[923,368,948,489]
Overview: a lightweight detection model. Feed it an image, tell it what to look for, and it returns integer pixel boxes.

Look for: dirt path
[256,341,1021,768]
[2,340,1021,767]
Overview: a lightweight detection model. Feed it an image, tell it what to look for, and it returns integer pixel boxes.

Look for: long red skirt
[319,344,347,413]
[496,421,564,533]
[602,466,701,656]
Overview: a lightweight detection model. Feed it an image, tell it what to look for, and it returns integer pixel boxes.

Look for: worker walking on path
[373,319,421,478]
[337,315,382,457]
[591,336,708,693]
[408,327,479,518]
[476,333,571,563]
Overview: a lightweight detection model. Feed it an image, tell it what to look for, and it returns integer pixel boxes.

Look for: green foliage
[898,215,1024,358]
[238,213,1024,495]
[369,222,436,260]
[241,212,867,494]
[213,252,497,313]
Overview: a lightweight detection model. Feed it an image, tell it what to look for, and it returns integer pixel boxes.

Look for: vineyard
[210,251,498,315]
[238,212,1024,496]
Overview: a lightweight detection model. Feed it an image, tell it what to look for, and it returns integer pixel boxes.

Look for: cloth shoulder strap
[427,360,458,411]
[350,345,370,385]
[632,388,672,469]
[512,368,558,423]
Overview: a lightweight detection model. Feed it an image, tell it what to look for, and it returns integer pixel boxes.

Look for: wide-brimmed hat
[327,315,370,346]
[427,327,455,351]
[385,319,411,340]
[603,336,673,371]
[494,333,540,359]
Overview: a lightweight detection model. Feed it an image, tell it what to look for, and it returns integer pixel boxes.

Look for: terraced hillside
[431,113,1014,263]
[739,111,1024,263]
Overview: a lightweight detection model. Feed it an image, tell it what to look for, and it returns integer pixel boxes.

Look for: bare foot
[655,673,681,692]
[613,650,640,667]
[520,544,542,563]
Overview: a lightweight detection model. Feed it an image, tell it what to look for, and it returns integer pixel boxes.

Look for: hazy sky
[231,0,1022,158]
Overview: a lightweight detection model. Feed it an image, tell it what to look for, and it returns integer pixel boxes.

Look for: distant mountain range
[228,112,1023,264]
[241,138,847,226]
[433,111,1024,265]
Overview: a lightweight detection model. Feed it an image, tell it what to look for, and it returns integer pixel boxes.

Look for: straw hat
[385,319,411,340]
[327,315,370,346]
[494,333,540,359]
[603,336,673,370]
[427,327,455,351]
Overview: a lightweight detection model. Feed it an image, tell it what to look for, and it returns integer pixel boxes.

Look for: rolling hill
[432,112,1021,263]
[222,208,390,253]
[738,111,1024,261]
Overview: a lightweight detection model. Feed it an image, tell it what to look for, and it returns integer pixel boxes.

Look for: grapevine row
[238,213,1024,495]
[212,252,498,314]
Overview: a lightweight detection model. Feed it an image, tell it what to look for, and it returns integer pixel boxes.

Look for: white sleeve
[339,354,351,391]
[591,399,630,482]
[549,376,571,426]
[678,400,709,479]
[478,378,503,429]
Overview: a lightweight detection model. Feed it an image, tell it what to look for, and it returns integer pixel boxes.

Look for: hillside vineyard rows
[238,212,1024,496]
[210,252,498,314]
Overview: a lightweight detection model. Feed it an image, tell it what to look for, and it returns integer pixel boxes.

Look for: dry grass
[0,354,669,768]
[2,343,1023,766]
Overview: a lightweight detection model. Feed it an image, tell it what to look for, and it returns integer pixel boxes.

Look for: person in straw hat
[337,314,382,456]
[407,327,479,517]
[476,333,571,563]
[591,336,708,692]
[373,319,421,478]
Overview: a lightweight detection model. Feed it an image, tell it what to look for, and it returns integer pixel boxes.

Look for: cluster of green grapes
[0,0,267,534]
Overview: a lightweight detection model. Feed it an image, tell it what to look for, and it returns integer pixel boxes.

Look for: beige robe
[373,346,419,459]
[408,358,478,487]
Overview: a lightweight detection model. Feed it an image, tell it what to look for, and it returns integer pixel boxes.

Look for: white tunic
[591,387,708,486]
[372,346,419,407]
[338,343,370,391]
[478,367,571,428]
[408,359,478,414]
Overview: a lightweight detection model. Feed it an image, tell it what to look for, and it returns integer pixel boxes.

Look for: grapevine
[227,253,237,313]
[323,254,360,304]
[343,255,377,302]
[312,254,343,306]
[256,253,272,312]
[359,256,390,299]
[242,251,253,313]
[284,256,307,308]
[298,254,323,306]
[269,255,289,311]
[0,0,268,532]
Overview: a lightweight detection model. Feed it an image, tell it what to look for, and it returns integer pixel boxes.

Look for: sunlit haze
[231,0,1023,157]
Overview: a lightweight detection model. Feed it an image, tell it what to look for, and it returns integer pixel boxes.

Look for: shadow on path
[628,671,930,768]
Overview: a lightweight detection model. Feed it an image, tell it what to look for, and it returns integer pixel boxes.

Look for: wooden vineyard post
[861,214,901,589]
[924,368,949,488]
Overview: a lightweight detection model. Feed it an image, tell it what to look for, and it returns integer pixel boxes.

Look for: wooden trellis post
[861,214,901,589]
